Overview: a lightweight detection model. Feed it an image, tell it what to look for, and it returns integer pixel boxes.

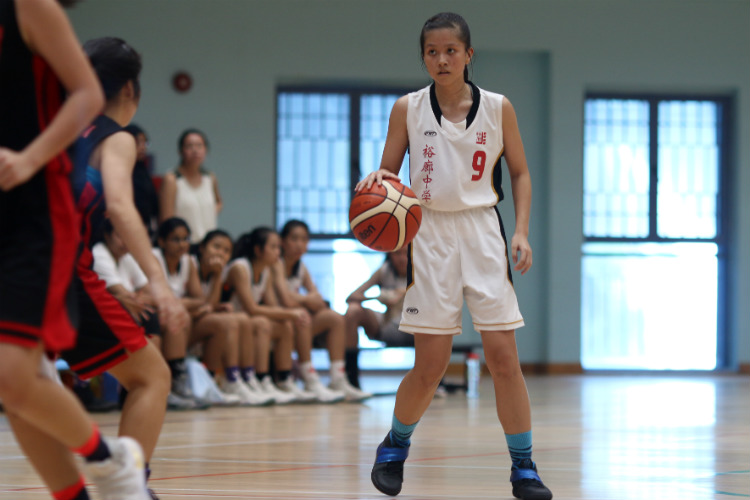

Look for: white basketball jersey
[191,254,225,298]
[283,257,308,294]
[228,257,269,309]
[152,249,190,298]
[407,83,505,211]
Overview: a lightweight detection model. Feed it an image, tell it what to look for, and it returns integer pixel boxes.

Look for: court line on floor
[147,445,579,483]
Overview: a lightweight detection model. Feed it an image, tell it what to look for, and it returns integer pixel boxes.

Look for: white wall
[68,0,750,368]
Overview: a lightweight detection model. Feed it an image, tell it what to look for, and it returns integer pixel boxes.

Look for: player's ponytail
[83,37,141,101]
[235,226,275,262]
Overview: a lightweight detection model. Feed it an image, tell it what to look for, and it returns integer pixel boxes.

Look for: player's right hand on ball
[355,168,400,192]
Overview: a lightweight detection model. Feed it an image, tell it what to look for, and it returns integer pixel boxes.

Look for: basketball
[349,179,422,252]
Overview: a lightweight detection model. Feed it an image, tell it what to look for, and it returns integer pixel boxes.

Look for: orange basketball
[349,179,422,252]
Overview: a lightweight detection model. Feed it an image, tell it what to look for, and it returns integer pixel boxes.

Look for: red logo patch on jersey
[476,132,487,145]
[82,124,97,138]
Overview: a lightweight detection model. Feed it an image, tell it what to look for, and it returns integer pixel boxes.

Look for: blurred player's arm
[346,268,383,303]
[100,131,188,333]
[158,172,177,221]
[298,268,327,312]
[269,260,297,308]
[211,172,223,214]
[182,258,211,317]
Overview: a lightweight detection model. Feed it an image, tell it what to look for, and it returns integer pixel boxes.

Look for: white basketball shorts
[399,206,524,335]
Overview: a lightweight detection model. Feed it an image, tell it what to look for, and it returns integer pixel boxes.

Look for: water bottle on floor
[466,352,480,398]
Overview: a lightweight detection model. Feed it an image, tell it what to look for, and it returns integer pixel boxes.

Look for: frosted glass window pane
[276,92,350,234]
[657,101,718,238]
[581,242,717,370]
[583,99,650,237]
[360,94,409,185]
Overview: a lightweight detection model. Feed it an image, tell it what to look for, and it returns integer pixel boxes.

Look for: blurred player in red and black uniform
[0,2,154,500]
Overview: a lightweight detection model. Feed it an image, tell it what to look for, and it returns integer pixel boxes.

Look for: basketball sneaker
[202,378,241,407]
[83,436,150,500]
[171,373,211,409]
[510,459,553,500]
[277,377,317,403]
[303,372,345,404]
[167,391,204,411]
[219,378,274,406]
[254,375,297,405]
[371,432,409,496]
[329,376,372,402]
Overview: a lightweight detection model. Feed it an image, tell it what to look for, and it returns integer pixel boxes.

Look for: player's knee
[0,366,33,408]
[484,354,521,380]
[254,316,272,336]
[345,303,364,319]
[411,363,446,389]
[148,356,171,395]
[331,311,345,328]
[237,313,252,330]
[118,353,170,395]
[221,316,240,334]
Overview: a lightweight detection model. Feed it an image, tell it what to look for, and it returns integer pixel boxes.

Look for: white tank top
[191,254,225,298]
[406,83,505,211]
[153,248,190,298]
[228,257,269,310]
[174,170,217,243]
[283,257,309,293]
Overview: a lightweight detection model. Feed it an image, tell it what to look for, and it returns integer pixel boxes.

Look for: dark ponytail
[234,226,275,262]
[83,37,142,101]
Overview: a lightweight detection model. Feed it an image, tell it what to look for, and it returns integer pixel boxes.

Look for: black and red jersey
[0,0,68,169]
[0,0,79,352]
[70,114,122,262]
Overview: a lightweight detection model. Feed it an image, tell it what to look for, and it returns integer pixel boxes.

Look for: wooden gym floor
[1,373,748,499]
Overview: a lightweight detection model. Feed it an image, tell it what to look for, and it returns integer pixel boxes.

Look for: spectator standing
[159,128,222,244]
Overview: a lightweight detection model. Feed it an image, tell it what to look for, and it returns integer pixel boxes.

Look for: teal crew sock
[505,431,533,469]
[390,414,418,448]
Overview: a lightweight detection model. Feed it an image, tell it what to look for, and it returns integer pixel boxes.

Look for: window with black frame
[581,95,731,370]
[275,87,413,355]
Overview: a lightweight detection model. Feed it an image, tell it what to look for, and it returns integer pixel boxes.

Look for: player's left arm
[211,172,223,214]
[300,269,327,312]
[269,259,298,308]
[101,132,165,282]
[183,258,212,316]
[502,97,533,275]
[101,132,189,333]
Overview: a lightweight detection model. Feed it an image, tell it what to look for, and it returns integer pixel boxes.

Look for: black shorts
[61,263,147,380]
[141,310,161,337]
[0,166,79,352]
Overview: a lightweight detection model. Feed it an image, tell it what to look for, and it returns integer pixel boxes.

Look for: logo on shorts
[424,130,437,136]
[406,307,419,315]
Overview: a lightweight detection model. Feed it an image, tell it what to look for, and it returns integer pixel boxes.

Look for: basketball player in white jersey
[359,12,552,500]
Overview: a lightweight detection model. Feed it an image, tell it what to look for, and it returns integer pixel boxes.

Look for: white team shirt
[191,254,227,299]
[152,248,190,298]
[407,83,505,211]
[282,257,309,294]
[92,243,148,292]
[227,257,269,310]
[174,171,217,244]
